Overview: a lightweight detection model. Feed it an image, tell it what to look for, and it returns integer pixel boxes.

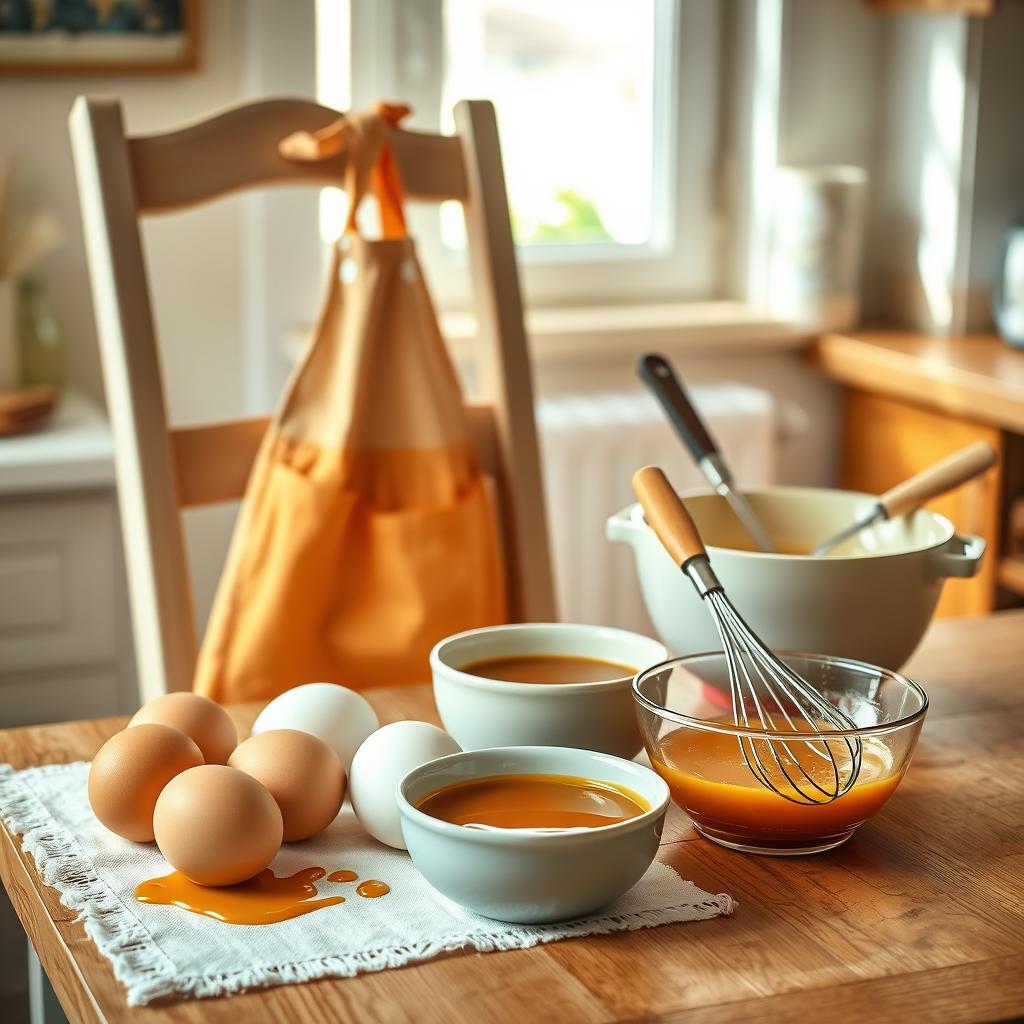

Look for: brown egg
[228,729,346,842]
[153,765,283,886]
[88,724,203,842]
[129,692,237,765]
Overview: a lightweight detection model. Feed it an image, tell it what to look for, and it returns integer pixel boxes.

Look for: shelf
[0,391,114,496]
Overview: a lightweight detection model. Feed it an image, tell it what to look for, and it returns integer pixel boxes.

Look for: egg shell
[153,765,283,886]
[88,724,203,842]
[251,683,379,770]
[129,692,238,765]
[349,721,461,849]
[228,729,346,842]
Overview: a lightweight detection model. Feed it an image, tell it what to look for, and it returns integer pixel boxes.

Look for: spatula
[637,352,776,553]
[811,441,998,556]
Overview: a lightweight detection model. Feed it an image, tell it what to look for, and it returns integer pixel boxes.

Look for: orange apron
[194,104,507,702]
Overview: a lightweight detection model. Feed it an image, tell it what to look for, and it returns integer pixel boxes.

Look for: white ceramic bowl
[398,746,669,923]
[607,486,986,669]
[430,623,668,759]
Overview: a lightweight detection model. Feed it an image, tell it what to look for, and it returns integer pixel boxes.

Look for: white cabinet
[0,393,135,1020]
[0,394,135,728]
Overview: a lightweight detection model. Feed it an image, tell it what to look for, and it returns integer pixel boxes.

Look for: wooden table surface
[2,612,1023,1023]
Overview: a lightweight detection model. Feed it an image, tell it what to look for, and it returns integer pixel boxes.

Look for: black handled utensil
[637,353,775,553]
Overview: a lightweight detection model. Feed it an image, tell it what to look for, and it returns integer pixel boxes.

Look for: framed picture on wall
[866,0,994,12]
[0,0,198,74]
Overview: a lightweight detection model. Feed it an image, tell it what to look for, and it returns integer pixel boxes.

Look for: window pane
[440,0,657,249]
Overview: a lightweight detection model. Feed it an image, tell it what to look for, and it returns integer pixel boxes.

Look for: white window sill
[440,302,817,363]
[285,302,817,366]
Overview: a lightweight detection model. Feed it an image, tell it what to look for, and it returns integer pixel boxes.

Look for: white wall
[869,13,974,332]
[0,0,319,629]
[2,0,252,410]
[779,0,883,170]
[966,1,1024,328]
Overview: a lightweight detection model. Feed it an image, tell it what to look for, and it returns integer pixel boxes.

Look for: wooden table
[2,613,1023,1023]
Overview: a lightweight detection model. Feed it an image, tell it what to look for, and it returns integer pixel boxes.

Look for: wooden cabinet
[809,330,1024,619]
[840,389,1002,617]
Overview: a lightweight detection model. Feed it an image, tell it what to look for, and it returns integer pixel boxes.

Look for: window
[437,0,663,252]
[321,0,728,310]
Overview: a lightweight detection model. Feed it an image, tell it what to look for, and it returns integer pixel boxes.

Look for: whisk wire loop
[630,465,864,806]
[710,604,839,803]
[701,582,863,806]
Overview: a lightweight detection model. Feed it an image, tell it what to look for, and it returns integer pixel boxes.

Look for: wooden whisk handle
[632,466,707,568]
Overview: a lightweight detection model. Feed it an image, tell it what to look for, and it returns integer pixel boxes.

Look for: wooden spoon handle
[879,441,998,519]
[632,466,707,568]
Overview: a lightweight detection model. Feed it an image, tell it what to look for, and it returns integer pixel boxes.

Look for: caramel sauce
[651,720,902,847]
[135,866,390,923]
[416,773,649,830]
[461,654,636,684]
[134,867,344,925]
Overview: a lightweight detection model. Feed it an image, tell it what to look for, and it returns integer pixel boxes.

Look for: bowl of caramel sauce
[398,745,669,923]
[633,651,928,856]
[430,623,667,759]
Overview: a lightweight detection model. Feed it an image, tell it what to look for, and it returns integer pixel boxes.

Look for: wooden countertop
[2,612,1024,1022]
[808,329,1024,433]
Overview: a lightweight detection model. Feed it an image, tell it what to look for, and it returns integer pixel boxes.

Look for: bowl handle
[606,506,638,546]
[930,533,987,579]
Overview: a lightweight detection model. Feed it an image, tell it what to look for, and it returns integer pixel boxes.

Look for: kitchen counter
[808,329,1024,433]
[808,329,1024,616]
[1,610,1023,1022]
[0,391,114,495]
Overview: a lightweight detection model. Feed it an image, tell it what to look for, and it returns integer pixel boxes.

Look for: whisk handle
[632,466,708,568]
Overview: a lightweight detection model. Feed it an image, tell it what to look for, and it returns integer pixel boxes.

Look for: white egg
[349,721,460,849]
[251,683,379,770]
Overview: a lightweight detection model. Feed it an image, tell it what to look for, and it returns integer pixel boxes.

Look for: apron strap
[279,102,410,239]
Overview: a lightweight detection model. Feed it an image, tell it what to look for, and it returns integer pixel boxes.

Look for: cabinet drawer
[0,495,116,672]
[0,667,122,727]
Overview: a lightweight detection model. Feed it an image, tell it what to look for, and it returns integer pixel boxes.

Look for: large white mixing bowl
[607,486,986,669]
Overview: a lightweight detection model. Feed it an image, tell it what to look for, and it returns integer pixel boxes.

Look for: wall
[966,0,1024,327]
[0,0,318,631]
[868,12,974,331]
[2,0,251,411]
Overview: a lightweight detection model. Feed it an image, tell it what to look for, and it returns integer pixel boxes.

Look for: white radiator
[537,385,778,635]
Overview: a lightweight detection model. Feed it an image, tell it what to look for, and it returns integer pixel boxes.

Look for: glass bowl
[632,652,928,855]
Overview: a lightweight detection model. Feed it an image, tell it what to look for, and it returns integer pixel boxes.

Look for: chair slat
[131,98,468,215]
[171,417,270,508]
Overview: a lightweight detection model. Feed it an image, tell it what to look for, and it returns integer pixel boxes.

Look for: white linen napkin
[0,761,734,1006]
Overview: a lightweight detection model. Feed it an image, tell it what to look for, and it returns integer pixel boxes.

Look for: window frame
[331,0,725,311]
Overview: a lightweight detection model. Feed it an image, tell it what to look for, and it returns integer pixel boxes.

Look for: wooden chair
[68,96,556,704]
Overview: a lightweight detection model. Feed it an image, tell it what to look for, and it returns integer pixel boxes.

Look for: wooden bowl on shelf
[0,387,56,437]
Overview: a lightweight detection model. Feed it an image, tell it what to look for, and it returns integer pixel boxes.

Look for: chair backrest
[69,96,556,703]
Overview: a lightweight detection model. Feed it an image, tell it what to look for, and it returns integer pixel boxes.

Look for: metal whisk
[633,466,862,805]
